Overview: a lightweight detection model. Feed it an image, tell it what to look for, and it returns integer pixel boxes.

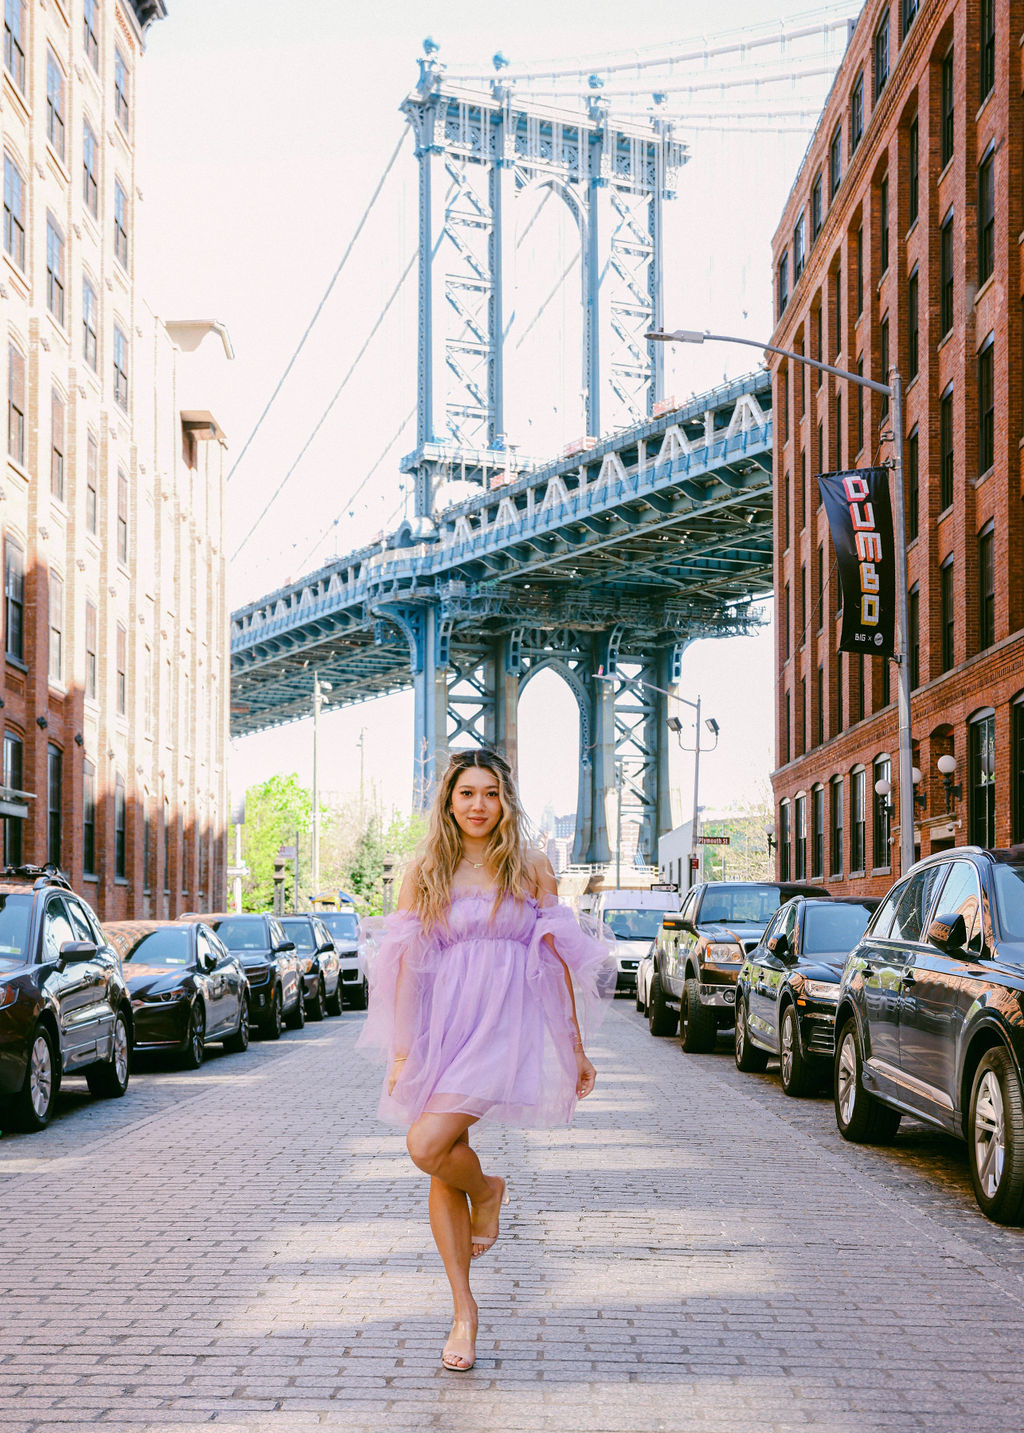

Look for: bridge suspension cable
[226,126,409,486]
[230,252,416,563]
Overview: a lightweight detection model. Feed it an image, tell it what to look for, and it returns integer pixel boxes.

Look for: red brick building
[769,0,1024,894]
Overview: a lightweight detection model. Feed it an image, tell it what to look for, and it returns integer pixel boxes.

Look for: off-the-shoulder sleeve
[529,898,618,1042]
[355,909,431,1062]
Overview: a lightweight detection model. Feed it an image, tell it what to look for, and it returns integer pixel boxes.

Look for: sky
[133,0,859,835]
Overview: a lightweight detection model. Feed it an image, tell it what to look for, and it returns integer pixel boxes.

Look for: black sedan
[834,845,1024,1223]
[105,921,250,1068]
[735,896,877,1095]
[279,915,342,1019]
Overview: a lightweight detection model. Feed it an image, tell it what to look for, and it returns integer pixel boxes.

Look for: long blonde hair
[413,748,529,930]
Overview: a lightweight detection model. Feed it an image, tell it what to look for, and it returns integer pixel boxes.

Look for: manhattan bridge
[229,10,858,865]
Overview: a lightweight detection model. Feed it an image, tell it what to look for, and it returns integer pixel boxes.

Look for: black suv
[188,913,303,1039]
[279,915,342,1020]
[0,866,133,1132]
[649,880,830,1051]
[834,845,1024,1223]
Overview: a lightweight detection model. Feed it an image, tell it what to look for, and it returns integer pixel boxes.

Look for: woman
[358,747,614,1372]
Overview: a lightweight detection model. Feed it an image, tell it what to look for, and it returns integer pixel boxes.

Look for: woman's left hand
[575,1049,596,1099]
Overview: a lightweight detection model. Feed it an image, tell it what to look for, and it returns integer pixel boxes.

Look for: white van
[588,887,680,995]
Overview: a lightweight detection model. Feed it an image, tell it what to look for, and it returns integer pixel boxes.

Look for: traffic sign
[697,835,730,846]
[278,844,297,859]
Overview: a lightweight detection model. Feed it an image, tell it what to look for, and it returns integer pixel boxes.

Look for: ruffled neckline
[450,888,541,908]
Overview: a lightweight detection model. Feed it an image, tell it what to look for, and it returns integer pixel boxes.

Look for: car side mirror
[274,940,296,954]
[59,939,98,965]
[317,942,334,954]
[202,952,218,972]
[767,932,789,958]
[928,912,967,956]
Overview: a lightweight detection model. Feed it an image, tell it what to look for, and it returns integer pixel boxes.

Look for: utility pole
[358,727,367,822]
[615,761,623,888]
[311,671,331,897]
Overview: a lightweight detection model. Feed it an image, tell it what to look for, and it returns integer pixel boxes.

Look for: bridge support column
[654,646,675,846]
[492,634,519,771]
[571,635,614,865]
[413,609,449,807]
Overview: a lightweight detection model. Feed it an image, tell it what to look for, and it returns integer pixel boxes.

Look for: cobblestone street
[3,1002,1024,1433]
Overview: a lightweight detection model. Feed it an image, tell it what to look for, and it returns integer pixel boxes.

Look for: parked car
[105,920,250,1068]
[833,845,1024,1224]
[0,866,133,1132]
[635,940,657,1015]
[734,896,877,1095]
[649,880,830,1051]
[589,888,680,996]
[278,915,342,1019]
[318,906,367,1010]
[182,913,303,1038]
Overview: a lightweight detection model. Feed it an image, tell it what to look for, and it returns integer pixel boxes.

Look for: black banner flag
[817,467,896,657]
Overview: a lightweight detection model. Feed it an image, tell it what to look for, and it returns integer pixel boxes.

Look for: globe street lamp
[648,327,914,877]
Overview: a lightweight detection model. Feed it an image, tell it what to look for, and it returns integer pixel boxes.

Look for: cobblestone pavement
[3,1000,1024,1433]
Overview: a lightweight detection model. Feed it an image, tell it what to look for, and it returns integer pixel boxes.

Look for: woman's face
[449,765,503,841]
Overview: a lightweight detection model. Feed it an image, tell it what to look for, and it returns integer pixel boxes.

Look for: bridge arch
[518,655,592,863]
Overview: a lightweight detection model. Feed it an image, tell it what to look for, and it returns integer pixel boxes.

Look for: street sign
[697,835,730,846]
[278,844,297,859]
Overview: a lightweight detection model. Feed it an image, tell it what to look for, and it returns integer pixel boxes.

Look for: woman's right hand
[387,1055,407,1095]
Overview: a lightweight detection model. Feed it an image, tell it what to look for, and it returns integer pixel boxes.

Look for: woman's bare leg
[429,1132,475,1326]
[407,1112,506,1256]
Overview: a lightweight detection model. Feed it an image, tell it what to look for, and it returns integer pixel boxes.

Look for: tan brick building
[1,0,230,917]
[769,0,1024,895]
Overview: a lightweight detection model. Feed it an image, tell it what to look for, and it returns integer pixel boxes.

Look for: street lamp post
[649,328,915,877]
[311,671,332,899]
[667,700,719,889]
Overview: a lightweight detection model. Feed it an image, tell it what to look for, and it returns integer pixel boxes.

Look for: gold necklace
[463,856,485,869]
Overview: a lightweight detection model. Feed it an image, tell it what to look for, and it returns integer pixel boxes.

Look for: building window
[907,268,918,380]
[939,386,954,508]
[833,264,842,355]
[4,536,23,662]
[114,180,128,269]
[83,278,99,371]
[902,0,919,38]
[777,250,789,317]
[779,801,791,882]
[114,48,130,133]
[879,313,889,417]
[970,711,996,847]
[850,72,864,152]
[143,803,152,891]
[86,432,98,533]
[3,154,24,269]
[856,356,864,453]
[1014,698,1024,842]
[829,123,842,199]
[46,217,65,326]
[830,776,843,877]
[116,624,127,715]
[978,149,995,287]
[908,583,920,688]
[873,10,889,101]
[795,794,807,880]
[816,664,824,745]
[940,48,954,167]
[785,688,792,763]
[908,117,919,226]
[83,121,98,217]
[3,731,22,865]
[115,775,126,879]
[782,582,790,659]
[83,762,96,876]
[85,601,97,701]
[50,390,65,502]
[813,304,822,363]
[117,469,128,563]
[940,556,955,672]
[811,172,823,240]
[980,0,995,100]
[46,52,65,162]
[834,390,842,467]
[855,224,863,316]
[4,0,24,91]
[978,522,995,650]
[851,768,866,873]
[978,335,994,475]
[47,745,62,868]
[879,175,889,273]
[906,426,918,539]
[873,756,891,869]
[7,342,24,466]
[811,785,824,880]
[163,800,170,895]
[48,573,63,685]
[113,327,129,410]
[793,213,805,281]
[84,0,99,69]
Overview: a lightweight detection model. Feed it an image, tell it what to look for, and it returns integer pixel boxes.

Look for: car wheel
[734,996,769,1073]
[325,980,343,1017]
[260,988,283,1040]
[647,974,677,1037]
[85,1012,131,1099]
[968,1047,1024,1225]
[285,985,306,1030]
[680,977,717,1054]
[308,978,326,1022]
[349,978,368,1012]
[179,1003,206,1070]
[834,1019,901,1144]
[3,1024,58,1132]
[223,995,250,1054]
[779,1004,814,1097]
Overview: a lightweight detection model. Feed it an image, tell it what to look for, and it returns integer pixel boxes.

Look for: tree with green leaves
[232,773,312,912]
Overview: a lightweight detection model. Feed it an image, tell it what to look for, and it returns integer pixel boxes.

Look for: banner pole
[888,368,915,877]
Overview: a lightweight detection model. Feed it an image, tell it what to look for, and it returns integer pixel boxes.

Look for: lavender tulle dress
[356,892,616,1128]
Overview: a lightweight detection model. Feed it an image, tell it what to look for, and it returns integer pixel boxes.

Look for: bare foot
[441,1315,477,1371]
[470,1175,506,1259]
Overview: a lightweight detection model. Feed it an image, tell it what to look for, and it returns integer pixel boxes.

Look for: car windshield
[321,912,359,940]
[117,928,191,967]
[211,917,267,951]
[992,864,1024,941]
[699,886,785,925]
[602,908,669,940]
[0,893,31,965]
[280,920,315,952]
[802,903,873,958]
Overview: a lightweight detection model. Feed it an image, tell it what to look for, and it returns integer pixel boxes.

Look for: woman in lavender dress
[358,748,614,1372]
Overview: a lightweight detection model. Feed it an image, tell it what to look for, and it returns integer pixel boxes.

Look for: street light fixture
[666,695,719,889]
[648,326,914,877]
[937,753,961,815]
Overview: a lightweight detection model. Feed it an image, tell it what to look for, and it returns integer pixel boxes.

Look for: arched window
[872,755,891,870]
[850,766,866,874]
[114,775,126,879]
[969,709,996,848]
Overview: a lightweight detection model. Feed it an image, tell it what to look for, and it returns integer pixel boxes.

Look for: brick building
[1,0,230,917]
[769,0,1024,895]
